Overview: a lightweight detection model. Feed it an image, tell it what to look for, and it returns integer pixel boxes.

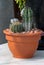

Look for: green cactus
[9,22,25,33]
[21,7,35,31]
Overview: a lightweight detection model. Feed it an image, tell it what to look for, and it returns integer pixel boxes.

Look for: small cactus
[9,21,25,33]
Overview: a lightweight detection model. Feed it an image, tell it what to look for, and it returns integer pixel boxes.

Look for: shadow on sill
[38,37,44,50]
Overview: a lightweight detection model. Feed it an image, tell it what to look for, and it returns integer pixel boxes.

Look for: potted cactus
[3,0,43,58]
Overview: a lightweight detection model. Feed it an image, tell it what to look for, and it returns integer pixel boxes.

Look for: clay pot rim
[3,29,43,37]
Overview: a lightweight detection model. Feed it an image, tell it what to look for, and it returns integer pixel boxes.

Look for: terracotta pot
[3,29,42,58]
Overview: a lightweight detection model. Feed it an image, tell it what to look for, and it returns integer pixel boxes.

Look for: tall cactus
[21,7,34,31]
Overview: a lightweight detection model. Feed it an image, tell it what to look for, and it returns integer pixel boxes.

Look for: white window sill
[0,43,44,65]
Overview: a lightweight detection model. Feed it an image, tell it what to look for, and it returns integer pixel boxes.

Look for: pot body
[3,29,42,58]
